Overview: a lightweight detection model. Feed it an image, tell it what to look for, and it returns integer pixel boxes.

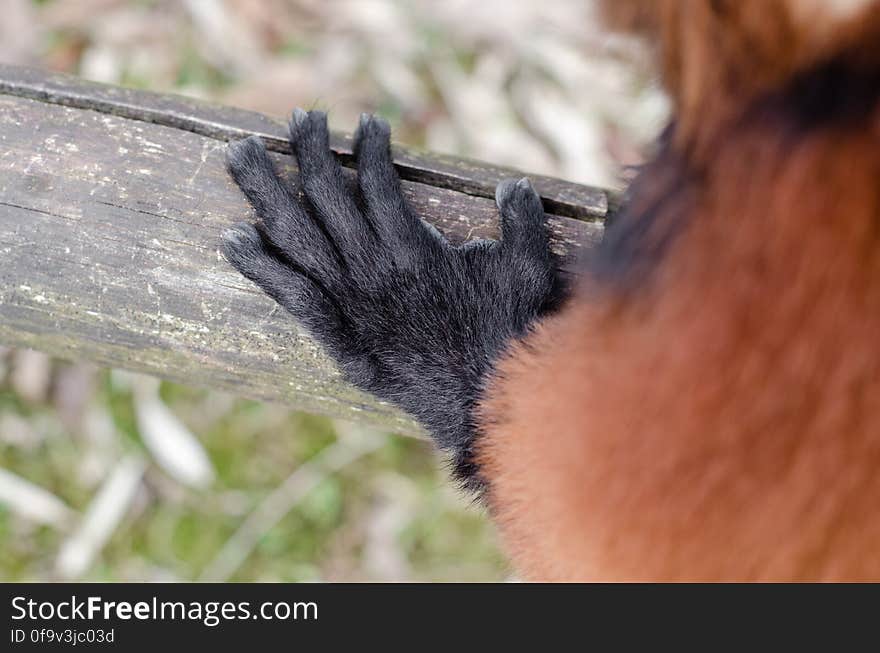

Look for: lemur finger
[353,113,441,252]
[288,109,375,262]
[495,177,551,261]
[221,222,347,343]
[226,137,344,287]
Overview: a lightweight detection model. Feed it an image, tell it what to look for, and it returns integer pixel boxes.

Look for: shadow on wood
[0,65,607,434]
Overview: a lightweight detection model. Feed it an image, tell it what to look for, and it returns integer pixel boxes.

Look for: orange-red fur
[601,0,880,155]
[477,1,880,581]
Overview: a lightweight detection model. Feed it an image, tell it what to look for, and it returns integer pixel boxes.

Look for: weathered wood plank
[0,65,611,221]
[0,73,604,432]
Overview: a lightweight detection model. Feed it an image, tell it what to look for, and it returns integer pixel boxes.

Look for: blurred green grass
[0,359,507,581]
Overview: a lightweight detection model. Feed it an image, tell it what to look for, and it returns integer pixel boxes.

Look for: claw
[221,222,259,247]
[226,135,262,163]
[221,227,244,245]
[516,177,533,191]
[495,178,518,208]
[356,112,391,138]
[292,107,309,129]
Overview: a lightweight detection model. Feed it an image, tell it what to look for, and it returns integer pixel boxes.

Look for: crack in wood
[0,64,612,222]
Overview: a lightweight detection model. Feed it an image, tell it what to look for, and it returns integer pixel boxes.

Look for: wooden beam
[0,65,605,432]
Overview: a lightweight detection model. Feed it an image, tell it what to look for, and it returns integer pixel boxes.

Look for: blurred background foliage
[0,0,665,581]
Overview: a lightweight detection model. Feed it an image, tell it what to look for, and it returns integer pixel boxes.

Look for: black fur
[768,53,880,130]
[223,109,566,489]
[588,127,698,291]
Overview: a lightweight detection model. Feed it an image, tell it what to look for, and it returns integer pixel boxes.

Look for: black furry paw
[223,109,566,485]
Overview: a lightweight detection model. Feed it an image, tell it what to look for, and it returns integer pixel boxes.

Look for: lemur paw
[223,109,566,484]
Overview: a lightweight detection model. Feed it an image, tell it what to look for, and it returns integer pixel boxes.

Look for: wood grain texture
[0,65,612,221]
[0,66,605,432]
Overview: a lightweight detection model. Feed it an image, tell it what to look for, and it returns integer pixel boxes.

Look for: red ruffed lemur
[221,0,880,581]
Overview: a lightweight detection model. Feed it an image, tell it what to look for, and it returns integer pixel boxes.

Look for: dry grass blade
[55,455,146,579]
[0,467,75,528]
[133,375,216,489]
